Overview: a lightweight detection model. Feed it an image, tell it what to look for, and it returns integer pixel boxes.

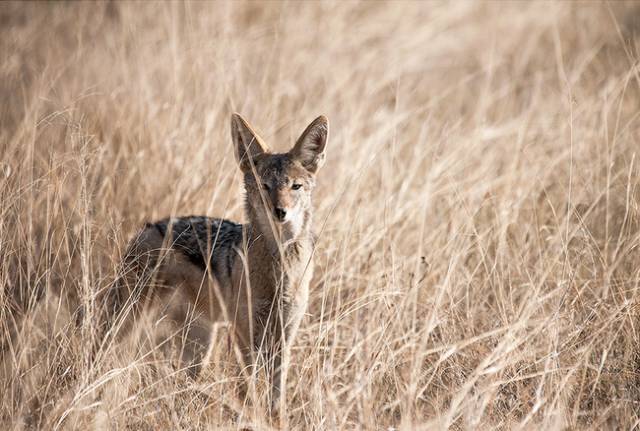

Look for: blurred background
[1,1,640,429]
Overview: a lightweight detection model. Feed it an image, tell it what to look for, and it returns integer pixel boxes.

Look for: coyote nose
[274,207,287,221]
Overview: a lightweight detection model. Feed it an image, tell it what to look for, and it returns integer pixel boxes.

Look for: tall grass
[1,1,640,429]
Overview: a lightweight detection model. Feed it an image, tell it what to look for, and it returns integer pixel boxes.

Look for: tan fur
[98,113,329,413]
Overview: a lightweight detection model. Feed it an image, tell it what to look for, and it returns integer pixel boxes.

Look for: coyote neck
[244,204,313,264]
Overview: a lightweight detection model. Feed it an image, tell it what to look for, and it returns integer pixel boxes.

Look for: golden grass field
[2,1,640,429]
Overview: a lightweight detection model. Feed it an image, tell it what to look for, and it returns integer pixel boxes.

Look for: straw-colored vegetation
[2,1,640,429]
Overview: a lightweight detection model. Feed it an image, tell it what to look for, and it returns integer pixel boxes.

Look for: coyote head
[231,113,328,243]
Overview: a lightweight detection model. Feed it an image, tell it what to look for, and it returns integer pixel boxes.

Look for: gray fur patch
[151,216,242,277]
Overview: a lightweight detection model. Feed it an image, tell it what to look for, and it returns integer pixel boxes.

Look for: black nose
[274,208,287,221]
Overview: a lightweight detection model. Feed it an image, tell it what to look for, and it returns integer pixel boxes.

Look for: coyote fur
[98,113,328,410]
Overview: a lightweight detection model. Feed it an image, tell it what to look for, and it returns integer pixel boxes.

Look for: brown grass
[2,1,640,429]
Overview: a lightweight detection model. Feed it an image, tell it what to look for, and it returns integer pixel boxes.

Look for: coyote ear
[291,115,329,174]
[231,113,269,173]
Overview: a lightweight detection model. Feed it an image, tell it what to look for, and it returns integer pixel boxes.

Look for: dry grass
[2,1,640,429]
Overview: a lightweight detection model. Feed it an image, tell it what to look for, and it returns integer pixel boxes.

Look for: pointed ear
[231,113,269,173]
[290,115,329,174]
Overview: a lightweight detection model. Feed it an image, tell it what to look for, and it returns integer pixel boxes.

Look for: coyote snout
[96,113,329,415]
[262,177,308,241]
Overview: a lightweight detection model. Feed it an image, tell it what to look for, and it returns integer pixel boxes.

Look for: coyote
[99,113,328,410]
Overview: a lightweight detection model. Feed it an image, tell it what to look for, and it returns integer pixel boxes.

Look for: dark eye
[292,183,302,190]
[262,183,270,190]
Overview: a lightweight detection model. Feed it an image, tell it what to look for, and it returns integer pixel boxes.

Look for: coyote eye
[262,183,270,191]
[291,183,302,190]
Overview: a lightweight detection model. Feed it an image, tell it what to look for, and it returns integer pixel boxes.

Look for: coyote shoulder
[100,113,329,410]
